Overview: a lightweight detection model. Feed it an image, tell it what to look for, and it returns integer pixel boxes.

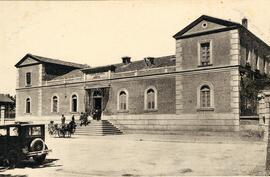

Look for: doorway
[94,97,102,111]
[92,89,103,120]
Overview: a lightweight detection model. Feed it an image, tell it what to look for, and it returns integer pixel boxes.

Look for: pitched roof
[15,53,88,69]
[81,55,175,74]
[52,69,84,80]
[173,15,270,51]
[0,94,14,103]
[114,55,175,72]
[173,15,241,39]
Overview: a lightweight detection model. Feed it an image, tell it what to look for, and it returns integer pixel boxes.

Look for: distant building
[0,94,15,120]
[15,15,270,133]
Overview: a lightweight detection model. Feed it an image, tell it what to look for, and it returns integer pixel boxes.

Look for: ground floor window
[118,90,128,111]
[71,94,78,112]
[144,87,157,110]
[52,96,58,112]
[197,82,214,109]
[200,85,211,108]
[26,98,31,113]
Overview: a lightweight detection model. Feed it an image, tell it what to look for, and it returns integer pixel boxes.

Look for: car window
[9,127,18,136]
[28,126,41,136]
[0,128,7,136]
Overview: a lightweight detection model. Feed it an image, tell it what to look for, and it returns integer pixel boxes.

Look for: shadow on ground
[0,175,28,177]
[0,158,60,172]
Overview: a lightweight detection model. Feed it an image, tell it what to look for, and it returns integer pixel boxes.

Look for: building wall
[181,70,231,113]
[239,29,270,75]
[18,64,42,88]
[41,83,86,117]
[104,75,176,115]
[16,88,40,117]
[180,30,231,69]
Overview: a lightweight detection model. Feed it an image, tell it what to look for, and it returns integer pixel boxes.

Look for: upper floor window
[255,49,259,70]
[144,87,157,110]
[26,98,31,113]
[264,59,269,74]
[52,96,59,112]
[245,43,251,65]
[118,90,128,111]
[26,72,32,86]
[198,41,212,66]
[71,94,78,112]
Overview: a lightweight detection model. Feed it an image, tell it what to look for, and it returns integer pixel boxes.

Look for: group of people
[48,109,102,133]
[48,114,77,135]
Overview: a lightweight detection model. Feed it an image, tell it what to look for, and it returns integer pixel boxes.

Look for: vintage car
[0,122,51,166]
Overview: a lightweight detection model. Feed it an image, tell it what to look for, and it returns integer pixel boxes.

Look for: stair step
[74,120,123,136]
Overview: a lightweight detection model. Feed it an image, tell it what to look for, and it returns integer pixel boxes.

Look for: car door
[0,127,8,159]
[7,126,20,152]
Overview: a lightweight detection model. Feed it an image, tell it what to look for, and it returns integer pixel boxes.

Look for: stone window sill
[197,107,215,111]
[144,109,158,113]
[25,85,32,87]
[198,64,213,67]
[117,110,129,113]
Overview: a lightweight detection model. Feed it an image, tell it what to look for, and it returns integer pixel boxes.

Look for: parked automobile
[0,122,51,167]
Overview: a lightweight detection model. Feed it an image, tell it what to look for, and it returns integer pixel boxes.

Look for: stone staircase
[75,120,123,136]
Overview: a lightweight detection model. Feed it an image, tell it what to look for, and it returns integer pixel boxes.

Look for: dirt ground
[0,133,267,177]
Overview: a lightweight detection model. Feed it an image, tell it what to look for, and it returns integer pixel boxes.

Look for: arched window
[52,96,58,112]
[118,90,128,111]
[144,87,157,110]
[71,94,78,112]
[197,83,214,109]
[200,85,211,108]
[26,98,31,113]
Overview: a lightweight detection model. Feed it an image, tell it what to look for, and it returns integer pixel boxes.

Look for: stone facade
[15,15,270,133]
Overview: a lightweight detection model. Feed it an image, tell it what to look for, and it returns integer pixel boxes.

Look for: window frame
[197,40,213,67]
[25,72,32,86]
[70,93,78,113]
[144,86,158,111]
[25,97,31,114]
[197,82,214,111]
[117,89,129,112]
[51,95,59,113]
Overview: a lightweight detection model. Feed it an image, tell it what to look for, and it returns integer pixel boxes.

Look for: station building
[15,15,270,133]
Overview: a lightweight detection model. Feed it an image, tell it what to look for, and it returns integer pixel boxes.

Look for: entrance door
[93,97,102,120]
[94,98,102,111]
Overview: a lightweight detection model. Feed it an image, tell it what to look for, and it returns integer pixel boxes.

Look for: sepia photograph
[1,0,270,176]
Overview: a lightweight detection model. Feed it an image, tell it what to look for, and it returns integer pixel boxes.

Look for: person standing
[61,114,66,125]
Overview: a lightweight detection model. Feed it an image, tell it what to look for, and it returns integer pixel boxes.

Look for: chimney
[242,17,248,29]
[147,57,155,65]
[122,56,131,65]
[144,57,155,66]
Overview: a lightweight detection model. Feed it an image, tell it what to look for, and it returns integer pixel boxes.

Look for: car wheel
[8,150,19,168]
[33,144,48,164]
[30,138,45,152]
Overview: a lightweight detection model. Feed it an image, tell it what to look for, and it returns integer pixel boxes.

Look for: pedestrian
[61,114,66,127]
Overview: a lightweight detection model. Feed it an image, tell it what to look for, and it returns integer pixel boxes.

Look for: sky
[1,0,270,95]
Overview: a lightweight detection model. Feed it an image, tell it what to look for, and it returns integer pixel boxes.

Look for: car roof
[0,123,44,128]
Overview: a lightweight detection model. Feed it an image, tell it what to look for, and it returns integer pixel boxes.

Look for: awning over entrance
[85,86,110,116]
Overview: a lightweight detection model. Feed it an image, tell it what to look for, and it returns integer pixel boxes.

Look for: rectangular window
[0,128,7,136]
[255,49,259,70]
[9,127,18,136]
[26,72,32,86]
[199,42,211,66]
[28,126,42,136]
